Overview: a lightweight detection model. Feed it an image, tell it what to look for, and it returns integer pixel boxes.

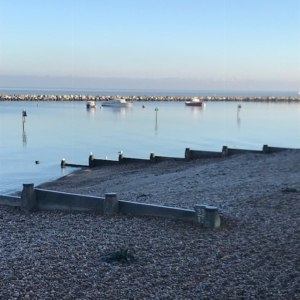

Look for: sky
[0,0,299,92]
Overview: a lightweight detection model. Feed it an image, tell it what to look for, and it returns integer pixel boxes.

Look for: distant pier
[0,94,300,102]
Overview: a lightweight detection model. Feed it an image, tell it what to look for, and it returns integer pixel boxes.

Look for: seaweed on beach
[281,187,298,193]
[101,248,135,264]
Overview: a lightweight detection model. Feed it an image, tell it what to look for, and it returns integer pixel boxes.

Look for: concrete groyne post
[194,204,207,224]
[150,152,156,163]
[204,206,221,229]
[21,183,36,212]
[222,146,228,157]
[185,148,191,161]
[118,153,124,163]
[104,193,119,214]
[61,158,66,168]
[89,153,94,168]
[262,145,269,153]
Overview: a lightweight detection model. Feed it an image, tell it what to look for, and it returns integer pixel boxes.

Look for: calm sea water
[0,100,299,194]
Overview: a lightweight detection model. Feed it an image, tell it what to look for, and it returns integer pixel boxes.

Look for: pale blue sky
[0,0,299,91]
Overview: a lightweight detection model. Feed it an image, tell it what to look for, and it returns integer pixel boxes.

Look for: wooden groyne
[61,145,300,169]
[0,184,221,229]
[0,94,300,102]
[1,144,299,228]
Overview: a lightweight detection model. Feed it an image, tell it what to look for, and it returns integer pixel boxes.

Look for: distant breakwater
[0,94,300,102]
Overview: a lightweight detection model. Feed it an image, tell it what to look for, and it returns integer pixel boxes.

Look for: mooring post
[185,148,191,161]
[21,183,36,212]
[22,109,27,124]
[204,206,221,229]
[104,193,119,214]
[237,104,241,116]
[155,107,159,126]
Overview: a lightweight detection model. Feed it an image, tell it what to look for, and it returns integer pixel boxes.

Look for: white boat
[101,98,133,108]
[86,100,96,108]
[185,97,203,107]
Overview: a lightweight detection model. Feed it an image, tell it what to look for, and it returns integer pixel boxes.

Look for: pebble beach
[1,150,300,299]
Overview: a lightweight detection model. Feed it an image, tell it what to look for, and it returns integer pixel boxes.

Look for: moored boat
[101,98,133,108]
[86,100,96,108]
[185,97,203,107]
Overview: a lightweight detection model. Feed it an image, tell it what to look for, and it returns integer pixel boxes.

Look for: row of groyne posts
[1,144,298,229]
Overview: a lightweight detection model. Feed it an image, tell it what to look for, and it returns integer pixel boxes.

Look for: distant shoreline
[0,94,300,102]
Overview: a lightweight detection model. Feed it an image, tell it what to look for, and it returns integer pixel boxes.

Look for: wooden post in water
[155,107,159,129]
[22,109,27,124]
[22,109,27,146]
[237,104,241,125]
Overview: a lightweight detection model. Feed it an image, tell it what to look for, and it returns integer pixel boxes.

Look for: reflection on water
[237,104,241,127]
[22,130,27,146]
[104,106,133,115]
[191,106,204,116]
[22,122,27,146]
[154,107,159,133]
[113,107,126,115]
[186,105,205,118]
[86,107,96,114]
[86,107,96,119]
